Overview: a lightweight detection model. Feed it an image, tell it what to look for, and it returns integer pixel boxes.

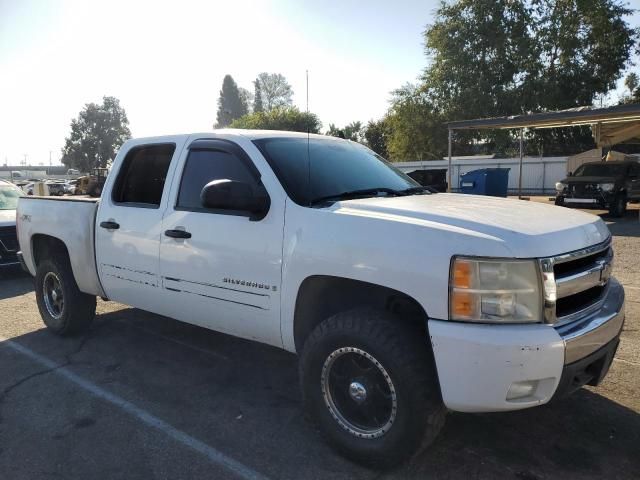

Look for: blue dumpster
[459,168,510,197]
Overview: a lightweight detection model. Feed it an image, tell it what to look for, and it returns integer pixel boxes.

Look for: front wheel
[608,194,627,217]
[35,258,96,336]
[299,309,445,468]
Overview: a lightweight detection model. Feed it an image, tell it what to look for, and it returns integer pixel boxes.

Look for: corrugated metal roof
[446,103,640,130]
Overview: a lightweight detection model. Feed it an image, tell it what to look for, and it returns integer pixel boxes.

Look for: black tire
[554,196,564,206]
[35,257,96,336]
[608,194,627,217]
[299,308,445,468]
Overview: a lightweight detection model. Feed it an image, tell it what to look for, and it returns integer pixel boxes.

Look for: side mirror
[200,179,269,220]
[567,171,573,176]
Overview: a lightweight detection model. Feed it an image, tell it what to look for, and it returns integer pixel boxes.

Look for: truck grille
[569,183,598,195]
[0,225,19,265]
[541,239,612,325]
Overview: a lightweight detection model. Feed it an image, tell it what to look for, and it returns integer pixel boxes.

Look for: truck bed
[17,196,105,297]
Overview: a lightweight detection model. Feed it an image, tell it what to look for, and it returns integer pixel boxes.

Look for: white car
[16,131,624,467]
[0,180,24,268]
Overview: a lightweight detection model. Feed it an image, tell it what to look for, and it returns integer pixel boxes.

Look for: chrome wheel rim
[43,272,64,319]
[321,347,397,439]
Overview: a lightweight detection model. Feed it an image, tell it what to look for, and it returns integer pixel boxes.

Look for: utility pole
[49,151,52,167]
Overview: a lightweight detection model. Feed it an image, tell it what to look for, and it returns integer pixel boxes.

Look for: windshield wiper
[400,186,435,195]
[310,188,405,206]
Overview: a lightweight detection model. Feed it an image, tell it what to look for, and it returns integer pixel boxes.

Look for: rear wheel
[299,308,445,468]
[608,194,626,217]
[35,258,96,336]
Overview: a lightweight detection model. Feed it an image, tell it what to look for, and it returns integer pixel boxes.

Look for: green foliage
[625,72,639,96]
[61,96,131,172]
[414,0,638,156]
[230,107,321,133]
[363,119,390,158]
[238,87,253,114]
[216,75,248,128]
[326,121,364,142]
[253,79,264,113]
[384,84,447,161]
[255,73,293,111]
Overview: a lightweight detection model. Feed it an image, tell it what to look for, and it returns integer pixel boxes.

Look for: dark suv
[555,160,640,217]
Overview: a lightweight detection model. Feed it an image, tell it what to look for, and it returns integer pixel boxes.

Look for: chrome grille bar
[540,237,612,325]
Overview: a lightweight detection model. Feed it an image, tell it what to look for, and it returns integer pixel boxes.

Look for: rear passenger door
[158,139,284,347]
[96,141,183,313]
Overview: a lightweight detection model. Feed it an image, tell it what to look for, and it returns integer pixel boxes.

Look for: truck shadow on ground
[600,209,640,238]
[3,305,637,479]
[0,269,33,300]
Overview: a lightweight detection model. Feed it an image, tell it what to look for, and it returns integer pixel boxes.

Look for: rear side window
[112,144,176,207]
[177,149,258,210]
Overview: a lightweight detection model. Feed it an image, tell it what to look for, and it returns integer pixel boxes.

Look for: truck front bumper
[428,279,624,413]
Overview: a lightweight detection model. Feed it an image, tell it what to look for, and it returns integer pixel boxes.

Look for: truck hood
[336,193,610,258]
[0,209,16,227]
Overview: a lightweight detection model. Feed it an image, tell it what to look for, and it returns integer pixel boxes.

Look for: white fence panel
[394,157,568,194]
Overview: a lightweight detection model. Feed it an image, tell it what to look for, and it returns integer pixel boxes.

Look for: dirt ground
[0,202,638,480]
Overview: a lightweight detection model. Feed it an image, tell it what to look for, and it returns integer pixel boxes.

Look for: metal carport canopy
[444,103,640,195]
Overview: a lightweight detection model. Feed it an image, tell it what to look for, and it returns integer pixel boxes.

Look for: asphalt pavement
[0,207,638,480]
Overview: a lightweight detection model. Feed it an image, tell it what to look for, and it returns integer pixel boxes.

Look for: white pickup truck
[17,130,624,467]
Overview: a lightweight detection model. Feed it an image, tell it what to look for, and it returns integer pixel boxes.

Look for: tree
[255,73,293,111]
[61,96,131,172]
[625,72,639,96]
[253,79,264,113]
[215,75,248,128]
[326,121,364,142]
[238,87,254,114]
[384,84,447,161]
[363,119,390,158]
[421,0,638,155]
[230,107,321,133]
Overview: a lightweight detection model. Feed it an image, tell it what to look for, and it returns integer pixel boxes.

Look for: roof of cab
[129,129,338,144]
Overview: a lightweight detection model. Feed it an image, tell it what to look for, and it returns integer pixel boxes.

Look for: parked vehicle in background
[67,168,80,176]
[0,180,24,268]
[16,131,625,467]
[63,180,77,195]
[45,181,66,196]
[75,168,108,197]
[555,160,640,217]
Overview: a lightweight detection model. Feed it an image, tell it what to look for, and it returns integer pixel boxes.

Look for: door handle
[100,221,120,230]
[165,229,192,239]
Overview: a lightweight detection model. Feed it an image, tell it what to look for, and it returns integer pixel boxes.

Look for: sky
[0,0,638,166]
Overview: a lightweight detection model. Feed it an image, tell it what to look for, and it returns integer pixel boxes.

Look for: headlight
[449,257,542,323]
[555,182,566,192]
[599,183,614,192]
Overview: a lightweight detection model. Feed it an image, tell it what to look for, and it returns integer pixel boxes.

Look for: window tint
[574,163,626,177]
[177,149,257,210]
[629,163,639,177]
[112,144,176,206]
[253,137,419,206]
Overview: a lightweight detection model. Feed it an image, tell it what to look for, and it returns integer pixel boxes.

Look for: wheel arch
[293,275,430,353]
[31,234,71,268]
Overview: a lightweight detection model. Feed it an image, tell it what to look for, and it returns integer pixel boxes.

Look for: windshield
[253,137,421,205]
[0,184,24,210]
[573,163,627,177]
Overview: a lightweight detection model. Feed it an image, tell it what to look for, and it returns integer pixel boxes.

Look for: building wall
[394,157,568,194]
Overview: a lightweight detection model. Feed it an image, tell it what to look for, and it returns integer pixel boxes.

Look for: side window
[629,163,639,178]
[112,144,176,207]
[176,149,258,211]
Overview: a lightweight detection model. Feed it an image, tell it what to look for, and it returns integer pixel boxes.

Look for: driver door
[158,139,284,347]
